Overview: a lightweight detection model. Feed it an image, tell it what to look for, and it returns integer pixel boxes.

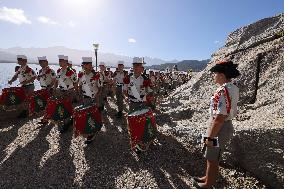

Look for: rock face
[146,59,210,72]
[160,12,284,188]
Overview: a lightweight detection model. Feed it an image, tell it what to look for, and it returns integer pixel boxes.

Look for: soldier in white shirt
[78,57,100,106]
[113,61,128,118]
[8,55,36,96]
[7,55,36,118]
[172,71,179,89]
[37,56,56,92]
[154,71,162,94]
[195,60,240,189]
[54,55,78,99]
[123,57,153,111]
[97,62,112,112]
[177,73,182,86]
[163,72,171,95]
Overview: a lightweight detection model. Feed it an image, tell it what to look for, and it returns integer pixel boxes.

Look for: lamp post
[93,43,99,71]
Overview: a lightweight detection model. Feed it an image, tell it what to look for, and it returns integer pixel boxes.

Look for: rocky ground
[0,98,267,189]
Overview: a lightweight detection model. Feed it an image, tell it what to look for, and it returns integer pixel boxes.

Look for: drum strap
[130,84,142,102]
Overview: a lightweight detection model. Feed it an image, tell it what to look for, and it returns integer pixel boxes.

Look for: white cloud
[128,38,136,43]
[214,40,220,44]
[0,6,31,25]
[68,20,76,27]
[37,16,59,25]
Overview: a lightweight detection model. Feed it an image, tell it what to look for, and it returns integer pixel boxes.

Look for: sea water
[0,63,122,94]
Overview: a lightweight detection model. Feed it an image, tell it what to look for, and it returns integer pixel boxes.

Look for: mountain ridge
[0,46,179,66]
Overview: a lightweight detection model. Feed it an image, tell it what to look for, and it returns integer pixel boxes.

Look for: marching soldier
[77,57,102,144]
[8,55,36,96]
[149,70,157,108]
[97,62,111,112]
[172,71,179,89]
[37,56,56,93]
[188,69,193,80]
[106,67,114,97]
[54,55,78,99]
[78,57,100,106]
[68,60,77,74]
[163,72,171,95]
[6,55,36,118]
[154,71,162,94]
[113,61,127,118]
[178,72,184,86]
[53,55,77,133]
[123,57,153,112]
[37,56,56,124]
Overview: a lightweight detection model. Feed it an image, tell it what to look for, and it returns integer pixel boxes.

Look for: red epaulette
[78,72,84,79]
[25,66,32,74]
[66,69,74,77]
[123,76,130,84]
[46,68,51,74]
[143,78,151,87]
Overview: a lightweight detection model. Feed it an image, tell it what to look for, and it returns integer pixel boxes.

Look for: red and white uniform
[56,67,77,90]
[38,66,56,89]
[16,65,36,86]
[210,82,239,121]
[78,71,100,98]
[124,74,153,103]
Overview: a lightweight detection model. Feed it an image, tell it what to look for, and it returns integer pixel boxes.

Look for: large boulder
[159,12,284,188]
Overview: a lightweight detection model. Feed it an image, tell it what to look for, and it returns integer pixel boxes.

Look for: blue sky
[0,0,283,61]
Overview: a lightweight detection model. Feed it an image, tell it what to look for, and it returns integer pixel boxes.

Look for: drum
[28,89,50,115]
[73,104,102,137]
[0,87,26,110]
[44,97,73,122]
[127,107,157,151]
[146,95,156,110]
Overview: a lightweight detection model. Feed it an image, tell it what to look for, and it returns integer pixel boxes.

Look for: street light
[93,43,99,71]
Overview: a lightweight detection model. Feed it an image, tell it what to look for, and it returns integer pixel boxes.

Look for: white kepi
[17,55,27,59]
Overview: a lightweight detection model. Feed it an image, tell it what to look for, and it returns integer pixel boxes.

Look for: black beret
[210,60,240,78]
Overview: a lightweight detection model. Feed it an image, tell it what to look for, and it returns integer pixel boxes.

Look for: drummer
[67,60,77,73]
[7,55,36,118]
[172,71,179,89]
[78,57,100,106]
[163,72,171,95]
[53,55,77,133]
[97,62,111,112]
[106,67,114,97]
[113,61,127,118]
[154,71,160,93]
[37,56,56,93]
[8,55,36,96]
[123,57,153,112]
[54,55,78,100]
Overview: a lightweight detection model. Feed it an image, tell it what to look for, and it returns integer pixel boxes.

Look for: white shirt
[209,82,239,120]
[56,67,77,90]
[150,75,156,85]
[16,65,36,86]
[178,75,183,82]
[99,71,112,85]
[38,66,56,88]
[164,76,171,84]
[113,71,125,85]
[172,74,178,80]
[78,71,100,98]
[124,74,153,102]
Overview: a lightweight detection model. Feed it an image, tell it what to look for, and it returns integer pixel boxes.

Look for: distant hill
[0,46,173,66]
[0,51,17,63]
[145,59,210,71]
